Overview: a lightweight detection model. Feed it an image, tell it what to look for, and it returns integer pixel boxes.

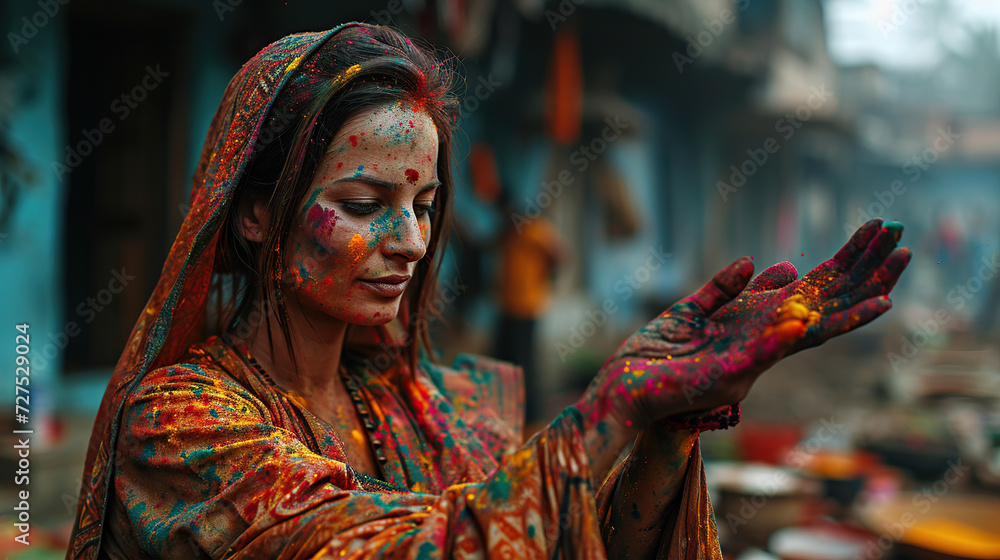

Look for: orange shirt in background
[499,218,560,318]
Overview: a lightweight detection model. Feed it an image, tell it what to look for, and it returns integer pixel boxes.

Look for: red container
[735,421,805,465]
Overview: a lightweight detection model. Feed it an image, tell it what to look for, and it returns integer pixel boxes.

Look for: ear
[239,199,269,242]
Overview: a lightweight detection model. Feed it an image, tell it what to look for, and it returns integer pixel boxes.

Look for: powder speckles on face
[404,168,419,184]
[367,208,406,247]
[283,102,439,328]
[348,233,366,265]
[306,204,339,239]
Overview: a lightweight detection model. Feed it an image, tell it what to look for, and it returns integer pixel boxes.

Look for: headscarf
[66,23,415,560]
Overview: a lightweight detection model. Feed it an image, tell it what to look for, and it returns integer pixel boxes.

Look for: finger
[746,261,799,293]
[826,247,911,312]
[801,295,892,350]
[832,218,883,268]
[848,221,904,287]
[677,257,754,316]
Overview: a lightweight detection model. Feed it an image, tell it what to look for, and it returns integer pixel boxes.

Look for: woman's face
[284,101,439,326]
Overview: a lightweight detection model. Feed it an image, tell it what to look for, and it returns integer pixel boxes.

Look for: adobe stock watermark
[853,459,970,560]
[461,74,500,116]
[680,308,782,406]
[887,247,999,371]
[52,64,170,182]
[725,416,845,533]
[555,245,673,362]
[356,277,468,372]
[34,268,135,373]
[717,85,834,202]
[672,0,751,73]
[510,116,630,232]
[213,0,244,21]
[877,0,934,38]
[545,0,586,30]
[842,126,960,235]
[7,0,70,54]
[219,263,468,373]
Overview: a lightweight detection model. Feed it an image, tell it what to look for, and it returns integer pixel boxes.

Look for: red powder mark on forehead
[349,135,359,147]
[404,169,419,184]
[336,162,343,169]
[408,119,415,128]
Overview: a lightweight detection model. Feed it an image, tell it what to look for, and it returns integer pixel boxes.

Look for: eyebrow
[333,174,440,193]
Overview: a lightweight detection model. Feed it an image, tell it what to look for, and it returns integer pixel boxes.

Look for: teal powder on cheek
[367,207,402,248]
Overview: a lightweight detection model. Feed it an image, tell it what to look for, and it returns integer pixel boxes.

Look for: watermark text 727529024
[13,323,33,546]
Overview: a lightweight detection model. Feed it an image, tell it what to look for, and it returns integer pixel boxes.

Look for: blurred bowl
[857,493,1000,559]
[800,450,878,508]
[768,523,877,560]
[710,462,819,548]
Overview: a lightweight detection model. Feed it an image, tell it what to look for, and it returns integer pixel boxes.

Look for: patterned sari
[66,23,722,559]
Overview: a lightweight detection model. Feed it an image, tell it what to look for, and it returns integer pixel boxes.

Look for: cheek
[348,233,368,266]
[419,220,430,244]
[306,204,340,240]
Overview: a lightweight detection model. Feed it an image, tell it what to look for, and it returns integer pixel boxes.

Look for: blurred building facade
[0,0,997,419]
[3,0,1000,536]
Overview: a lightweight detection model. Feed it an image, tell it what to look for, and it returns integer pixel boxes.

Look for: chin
[345,303,401,326]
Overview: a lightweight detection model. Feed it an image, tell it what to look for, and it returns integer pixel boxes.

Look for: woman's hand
[575,219,910,482]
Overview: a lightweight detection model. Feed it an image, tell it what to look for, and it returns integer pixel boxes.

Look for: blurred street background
[1,0,999,557]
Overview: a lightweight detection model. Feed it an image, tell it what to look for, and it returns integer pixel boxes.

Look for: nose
[382,208,427,263]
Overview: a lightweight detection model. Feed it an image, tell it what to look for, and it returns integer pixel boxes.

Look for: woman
[67,23,910,560]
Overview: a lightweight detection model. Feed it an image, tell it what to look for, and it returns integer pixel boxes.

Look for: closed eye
[414,201,437,217]
[340,201,381,215]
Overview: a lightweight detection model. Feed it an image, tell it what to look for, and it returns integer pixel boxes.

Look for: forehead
[334,102,438,148]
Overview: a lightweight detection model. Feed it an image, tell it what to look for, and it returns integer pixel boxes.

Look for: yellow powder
[904,518,1000,558]
[349,234,365,264]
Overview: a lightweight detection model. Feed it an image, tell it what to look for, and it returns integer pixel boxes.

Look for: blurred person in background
[493,188,567,426]
[65,22,911,560]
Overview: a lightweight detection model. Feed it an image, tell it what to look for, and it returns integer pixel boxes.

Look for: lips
[358,274,410,298]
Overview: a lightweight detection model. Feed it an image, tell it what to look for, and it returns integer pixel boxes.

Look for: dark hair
[214,24,458,375]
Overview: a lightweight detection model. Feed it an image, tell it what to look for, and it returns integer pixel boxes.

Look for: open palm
[578,219,911,431]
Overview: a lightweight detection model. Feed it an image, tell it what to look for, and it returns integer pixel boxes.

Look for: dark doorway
[61,2,192,372]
